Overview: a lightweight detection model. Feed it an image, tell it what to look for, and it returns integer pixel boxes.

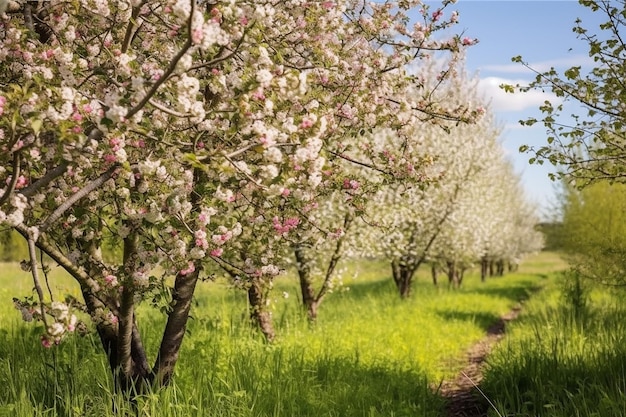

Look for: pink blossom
[210,248,223,257]
[41,336,52,348]
[300,118,314,129]
[192,28,203,44]
[281,188,291,197]
[252,89,266,101]
[342,178,359,190]
[6,175,29,189]
[109,137,121,150]
[273,216,300,235]
[41,49,55,60]
[195,230,209,249]
[284,217,299,227]
[104,274,118,287]
[131,139,146,148]
[180,262,196,276]
[462,37,474,46]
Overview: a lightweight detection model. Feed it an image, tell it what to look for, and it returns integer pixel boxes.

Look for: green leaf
[31,119,43,136]
[500,84,515,94]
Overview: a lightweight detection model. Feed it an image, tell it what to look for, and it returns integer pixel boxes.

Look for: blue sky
[420,1,605,219]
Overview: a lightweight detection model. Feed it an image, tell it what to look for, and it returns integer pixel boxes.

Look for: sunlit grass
[0,252,563,417]
[482,271,626,417]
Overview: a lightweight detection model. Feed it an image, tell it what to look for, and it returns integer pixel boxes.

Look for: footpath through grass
[0,253,563,417]
[481,265,626,417]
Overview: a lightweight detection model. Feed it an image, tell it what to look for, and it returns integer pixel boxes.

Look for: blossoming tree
[0,0,478,391]
[430,155,544,286]
[370,60,541,296]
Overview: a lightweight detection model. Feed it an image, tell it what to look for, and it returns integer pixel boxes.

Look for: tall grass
[0,253,560,417]
[481,271,626,417]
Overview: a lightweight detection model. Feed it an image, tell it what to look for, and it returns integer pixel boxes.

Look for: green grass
[0,252,563,417]
[481,269,626,417]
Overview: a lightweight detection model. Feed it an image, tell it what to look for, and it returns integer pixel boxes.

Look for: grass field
[0,252,567,416]
[481,267,626,417]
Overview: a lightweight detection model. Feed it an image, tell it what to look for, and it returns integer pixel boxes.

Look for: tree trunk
[496,259,505,276]
[292,213,353,322]
[294,245,321,322]
[446,260,460,289]
[247,278,275,342]
[489,260,495,277]
[392,260,415,298]
[480,257,488,282]
[152,267,201,386]
[431,263,438,286]
[80,285,152,395]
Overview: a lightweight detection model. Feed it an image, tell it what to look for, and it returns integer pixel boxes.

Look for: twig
[0,152,21,207]
[460,371,504,417]
[39,164,118,233]
[27,237,48,328]
[40,249,54,301]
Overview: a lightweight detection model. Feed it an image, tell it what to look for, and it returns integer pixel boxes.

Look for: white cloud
[502,122,540,131]
[480,54,593,74]
[478,76,561,112]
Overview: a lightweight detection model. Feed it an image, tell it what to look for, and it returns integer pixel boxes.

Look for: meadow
[0,251,598,417]
[481,268,626,417]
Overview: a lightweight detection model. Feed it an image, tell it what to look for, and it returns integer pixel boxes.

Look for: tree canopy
[505,0,626,186]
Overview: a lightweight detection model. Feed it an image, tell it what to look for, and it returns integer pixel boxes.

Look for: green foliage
[511,0,626,185]
[0,230,28,262]
[559,269,591,324]
[560,181,626,286]
[0,253,560,417]
[536,222,565,251]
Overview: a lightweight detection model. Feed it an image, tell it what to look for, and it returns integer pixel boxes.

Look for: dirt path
[437,306,522,417]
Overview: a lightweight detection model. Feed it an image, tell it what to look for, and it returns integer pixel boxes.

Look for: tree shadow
[461,283,541,304]
[434,310,503,333]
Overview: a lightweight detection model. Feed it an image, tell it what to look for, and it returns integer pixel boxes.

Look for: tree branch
[27,236,48,328]
[39,164,118,233]
[20,161,68,198]
[0,151,21,207]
